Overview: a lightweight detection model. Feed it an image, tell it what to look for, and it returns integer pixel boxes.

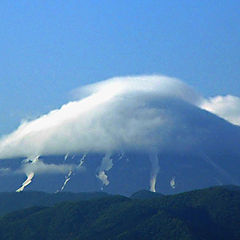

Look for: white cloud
[0,156,83,177]
[0,75,202,159]
[0,75,238,163]
[200,95,240,126]
[20,159,78,175]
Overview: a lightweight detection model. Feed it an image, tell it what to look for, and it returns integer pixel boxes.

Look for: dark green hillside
[0,186,239,240]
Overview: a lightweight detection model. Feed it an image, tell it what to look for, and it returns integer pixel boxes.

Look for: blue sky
[0,0,239,134]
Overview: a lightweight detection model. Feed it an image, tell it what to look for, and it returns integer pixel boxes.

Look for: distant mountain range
[0,185,239,240]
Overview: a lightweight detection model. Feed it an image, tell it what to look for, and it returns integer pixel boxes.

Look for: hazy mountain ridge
[0,185,239,240]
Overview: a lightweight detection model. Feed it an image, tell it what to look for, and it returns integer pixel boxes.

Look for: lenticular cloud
[0,75,238,160]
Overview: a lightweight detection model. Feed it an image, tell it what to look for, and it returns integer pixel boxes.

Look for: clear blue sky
[0,0,239,134]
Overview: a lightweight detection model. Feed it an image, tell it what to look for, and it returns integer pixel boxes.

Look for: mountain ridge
[0,185,239,240]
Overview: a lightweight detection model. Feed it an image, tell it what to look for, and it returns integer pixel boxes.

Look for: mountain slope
[1,78,240,195]
[130,189,164,199]
[0,191,108,216]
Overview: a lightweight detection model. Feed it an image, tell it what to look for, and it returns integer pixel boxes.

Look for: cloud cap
[0,75,239,159]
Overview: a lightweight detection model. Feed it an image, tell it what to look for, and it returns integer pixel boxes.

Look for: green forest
[0,186,239,240]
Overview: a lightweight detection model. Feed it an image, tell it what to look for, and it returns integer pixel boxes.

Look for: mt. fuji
[0,76,239,195]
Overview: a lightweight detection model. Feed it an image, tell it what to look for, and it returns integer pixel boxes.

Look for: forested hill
[0,191,108,216]
[0,185,239,240]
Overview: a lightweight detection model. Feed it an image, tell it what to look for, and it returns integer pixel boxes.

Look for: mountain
[0,191,108,216]
[130,190,164,199]
[0,186,239,240]
[0,79,240,195]
[0,106,240,195]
